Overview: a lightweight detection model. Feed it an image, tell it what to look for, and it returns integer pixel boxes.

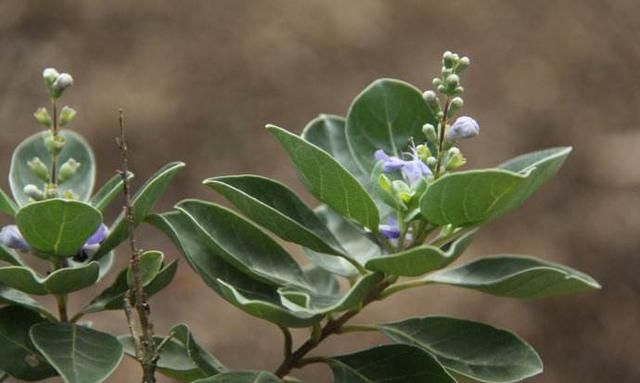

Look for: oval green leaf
[304,206,381,278]
[365,230,477,276]
[0,306,56,381]
[267,124,379,232]
[126,250,164,288]
[148,211,321,328]
[30,323,123,383]
[204,175,344,256]
[302,114,367,183]
[0,283,55,320]
[16,199,102,257]
[328,344,455,383]
[345,79,436,173]
[420,147,572,226]
[426,255,601,299]
[177,199,310,289]
[93,161,185,259]
[0,262,99,295]
[381,316,543,383]
[0,188,17,217]
[10,130,95,206]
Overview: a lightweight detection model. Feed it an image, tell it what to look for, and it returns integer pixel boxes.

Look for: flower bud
[446,116,480,141]
[44,131,65,154]
[0,225,29,251]
[415,144,431,161]
[423,90,440,114]
[58,106,77,127]
[426,156,437,167]
[33,107,52,128]
[455,56,470,73]
[58,158,81,183]
[27,157,49,181]
[448,97,464,116]
[378,174,393,194]
[42,68,59,88]
[422,123,437,143]
[454,86,464,95]
[443,51,456,68]
[51,73,73,98]
[446,74,460,87]
[45,184,59,199]
[23,184,44,201]
[445,147,467,170]
[432,78,442,87]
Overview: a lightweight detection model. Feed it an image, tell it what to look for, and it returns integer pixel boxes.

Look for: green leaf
[420,147,572,226]
[89,172,133,212]
[426,255,601,299]
[16,199,102,257]
[10,130,95,206]
[267,124,379,232]
[328,344,455,383]
[302,114,367,183]
[177,200,310,289]
[30,323,123,383]
[93,161,185,259]
[0,284,56,320]
[0,262,99,295]
[0,246,25,266]
[279,272,383,314]
[365,230,476,276]
[204,175,344,256]
[304,206,381,278]
[121,324,224,382]
[0,306,56,381]
[126,250,164,288]
[303,265,340,296]
[345,79,436,173]
[0,188,17,217]
[194,371,282,383]
[81,259,177,314]
[148,212,321,328]
[381,316,543,383]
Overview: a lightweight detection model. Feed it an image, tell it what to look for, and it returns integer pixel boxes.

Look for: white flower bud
[448,97,464,116]
[51,73,73,98]
[23,184,44,201]
[42,68,59,87]
[446,116,480,141]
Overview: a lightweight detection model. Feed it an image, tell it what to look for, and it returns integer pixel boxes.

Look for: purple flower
[0,225,29,251]
[84,224,108,247]
[379,217,401,239]
[374,149,432,185]
[446,116,479,141]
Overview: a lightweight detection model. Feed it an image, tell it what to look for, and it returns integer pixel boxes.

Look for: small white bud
[51,73,73,98]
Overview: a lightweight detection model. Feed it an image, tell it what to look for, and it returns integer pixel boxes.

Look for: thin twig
[117,109,158,383]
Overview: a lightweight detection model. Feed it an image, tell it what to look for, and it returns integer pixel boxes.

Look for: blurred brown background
[0,1,638,382]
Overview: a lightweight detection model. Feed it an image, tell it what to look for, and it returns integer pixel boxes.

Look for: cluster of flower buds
[23,68,81,202]
[374,51,481,239]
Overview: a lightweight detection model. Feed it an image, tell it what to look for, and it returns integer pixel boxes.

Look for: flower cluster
[374,51,480,240]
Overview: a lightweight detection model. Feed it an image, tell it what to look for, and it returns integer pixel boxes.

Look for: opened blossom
[379,216,401,239]
[374,148,432,185]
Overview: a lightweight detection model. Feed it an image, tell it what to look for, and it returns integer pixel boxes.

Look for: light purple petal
[84,224,108,246]
[379,216,400,239]
[446,116,479,141]
[0,225,29,251]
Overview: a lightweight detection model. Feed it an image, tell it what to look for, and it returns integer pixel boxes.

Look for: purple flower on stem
[379,217,401,239]
[0,225,29,251]
[374,148,432,185]
[446,116,479,141]
[0,223,108,256]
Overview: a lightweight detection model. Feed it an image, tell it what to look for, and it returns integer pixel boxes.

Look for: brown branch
[117,109,158,383]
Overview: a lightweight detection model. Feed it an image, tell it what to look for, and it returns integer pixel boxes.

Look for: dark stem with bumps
[117,109,158,383]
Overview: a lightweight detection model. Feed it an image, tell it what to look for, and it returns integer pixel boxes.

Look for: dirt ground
[0,1,638,382]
